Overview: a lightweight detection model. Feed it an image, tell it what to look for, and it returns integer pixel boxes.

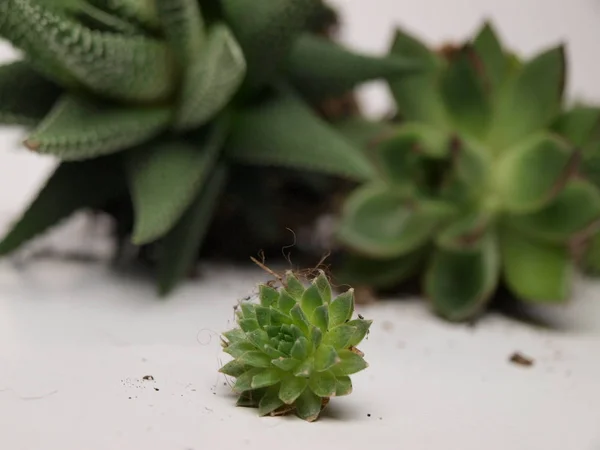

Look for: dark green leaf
[155,0,205,65]
[279,375,308,404]
[334,375,352,396]
[472,21,507,92]
[251,369,283,389]
[295,387,322,422]
[258,387,284,416]
[219,359,248,377]
[552,106,600,147]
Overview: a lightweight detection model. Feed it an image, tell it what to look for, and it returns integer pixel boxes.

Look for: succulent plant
[219,270,371,422]
[336,22,600,321]
[0,0,418,295]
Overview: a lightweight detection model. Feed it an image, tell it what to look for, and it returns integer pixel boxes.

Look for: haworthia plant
[336,21,600,321]
[0,0,420,295]
[220,270,371,422]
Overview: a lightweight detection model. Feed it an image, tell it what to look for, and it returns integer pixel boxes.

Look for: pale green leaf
[279,375,308,404]
[334,375,352,396]
[258,387,284,416]
[219,359,248,377]
[346,319,372,347]
[328,290,354,328]
[259,285,279,307]
[290,337,309,361]
[237,351,273,369]
[323,325,356,349]
[310,305,329,332]
[295,387,322,422]
[300,283,323,318]
[313,345,339,372]
[308,370,336,397]
[251,369,283,389]
[331,350,368,376]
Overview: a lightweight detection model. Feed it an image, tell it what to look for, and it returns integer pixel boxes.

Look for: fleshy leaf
[271,357,300,371]
[552,106,600,147]
[308,370,336,397]
[290,304,311,336]
[278,289,298,313]
[88,0,159,30]
[311,305,329,332]
[500,228,572,303]
[436,211,491,252]
[313,270,332,304]
[254,306,271,328]
[155,0,204,65]
[323,325,356,349]
[346,319,372,347]
[219,359,248,377]
[0,157,124,256]
[279,375,308,404]
[258,387,284,416]
[425,233,500,322]
[494,133,576,213]
[334,376,353,396]
[236,388,264,407]
[290,337,309,361]
[300,284,323,318]
[223,341,255,358]
[1,0,175,102]
[227,89,376,181]
[332,117,395,151]
[294,387,322,422]
[338,183,455,258]
[25,95,171,160]
[259,285,279,307]
[127,118,227,244]
[287,33,421,98]
[221,0,320,89]
[174,24,246,131]
[222,329,245,344]
[232,368,262,392]
[156,165,227,296]
[328,289,354,328]
[251,369,283,389]
[246,329,270,350]
[314,345,339,372]
[285,272,306,299]
[440,45,491,138]
[237,351,273,369]
[0,61,61,126]
[472,21,507,92]
[507,179,600,242]
[331,350,368,376]
[488,46,565,148]
[293,357,314,378]
[239,319,260,333]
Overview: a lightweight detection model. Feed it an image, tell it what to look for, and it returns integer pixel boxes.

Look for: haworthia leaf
[227,88,376,181]
[258,387,284,416]
[0,157,125,255]
[254,306,271,328]
[156,165,228,296]
[25,95,171,160]
[89,0,159,30]
[127,118,228,244]
[308,370,336,397]
[293,357,314,378]
[295,387,322,422]
[1,0,175,103]
[331,350,368,376]
[238,319,259,333]
[235,388,264,407]
[287,33,421,98]
[251,369,283,389]
[222,329,245,344]
[0,61,61,126]
[174,24,246,131]
[245,329,269,350]
[488,46,566,149]
[500,228,572,303]
[279,374,308,404]
[328,290,354,328]
[278,290,297,314]
[155,0,205,66]
[221,0,321,89]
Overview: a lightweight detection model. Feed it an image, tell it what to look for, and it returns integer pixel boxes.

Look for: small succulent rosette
[219,270,371,422]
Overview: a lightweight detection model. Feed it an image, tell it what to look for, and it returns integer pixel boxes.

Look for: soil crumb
[509,352,534,367]
[143,375,154,381]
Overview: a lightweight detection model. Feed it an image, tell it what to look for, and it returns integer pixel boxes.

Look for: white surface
[1,255,600,450]
[2,3,600,449]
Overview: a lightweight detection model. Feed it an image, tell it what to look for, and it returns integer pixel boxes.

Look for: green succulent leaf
[314,345,340,372]
[236,389,264,407]
[259,285,279,307]
[258,387,284,416]
[271,357,300,371]
[0,61,61,126]
[552,106,600,147]
[251,369,283,389]
[338,183,455,258]
[240,303,256,319]
[332,117,395,151]
[436,211,491,252]
[472,21,507,92]
[219,359,248,377]
[425,233,500,321]
[313,270,332,304]
[507,179,600,242]
[155,0,205,65]
[388,27,447,126]
[238,351,273,369]
[334,375,353,396]
[278,289,298,313]
[440,45,491,138]
[254,306,271,328]
[308,370,336,397]
[232,368,262,393]
[290,305,311,336]
[346,319,372,347]
[293,357,314,378]
[221,0,320,89]
[500,228,572,303]
[311,305,329,332]
[239,319,260,332]
[300,284,323,318]
[174,24,246,131]
[328,289,355,328]
[287,33,421,98]
[156,165,227,296]
[294,387,322,422]
[290,337,310,361]
[279,375,308,405]
[488,46,565,149]
[227,88,376,181]
[1,0,175,102]
[452,138,491,191]
[332,350,369,376]
[494,133,576,213]
[223,341,256,358]
[323,325,356,349]
[89,0,159,30]
[222,329,245,344]
[0,157,125,256]
[246,329,270,350]
[25,95,171,160]
[70,1,142,35]
[126,134,224,245]
[285,271,306,299]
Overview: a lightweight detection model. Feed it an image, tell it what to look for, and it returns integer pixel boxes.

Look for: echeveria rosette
[0,0,420,295]
[219,271,371,422]
[336,21,600,321]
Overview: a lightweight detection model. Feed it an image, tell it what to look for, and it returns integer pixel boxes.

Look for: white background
[1,2,600,449]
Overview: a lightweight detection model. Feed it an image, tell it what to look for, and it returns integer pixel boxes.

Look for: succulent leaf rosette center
[337,22,600,321]
[219,270,371,422]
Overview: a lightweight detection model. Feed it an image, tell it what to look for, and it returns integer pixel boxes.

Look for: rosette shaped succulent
[336,22,600,321]
[219,271,371,422]
[0,0,418,294]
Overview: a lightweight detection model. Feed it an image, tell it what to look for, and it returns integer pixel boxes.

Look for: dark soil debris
[367,413,371,417]
[143,375,154,381]
[154,388,160,391]
[509,352,534,367]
